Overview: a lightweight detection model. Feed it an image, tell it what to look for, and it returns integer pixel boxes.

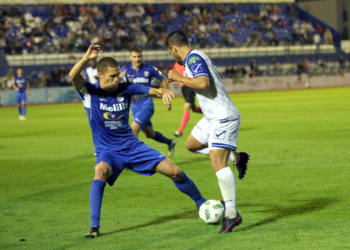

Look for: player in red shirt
[173,62,202,137]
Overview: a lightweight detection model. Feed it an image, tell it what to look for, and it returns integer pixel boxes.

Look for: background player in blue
[68,45,207,238]
[12,67,30,120]
[120,47,176,157]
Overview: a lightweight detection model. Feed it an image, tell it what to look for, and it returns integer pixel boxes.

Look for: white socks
[195,148,210,155]
[216,166,237,218]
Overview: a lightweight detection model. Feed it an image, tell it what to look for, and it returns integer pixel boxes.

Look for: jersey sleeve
[77,82,97,100]
[187,53,209,78]
[150,66,164,80]
[127,83,150,96]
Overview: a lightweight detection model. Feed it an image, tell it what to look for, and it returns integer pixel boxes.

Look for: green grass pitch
[0,87,349,250]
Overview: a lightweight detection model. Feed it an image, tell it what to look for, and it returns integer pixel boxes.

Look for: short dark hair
[166,30,189,48]
[97,57,119,74]
[130,46,142,54]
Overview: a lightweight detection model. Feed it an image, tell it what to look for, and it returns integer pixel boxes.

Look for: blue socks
[173,171,206,207]
[22,105,26,117]
[153,131,172,146]
[18,106,22,115]
[89,179,106,228]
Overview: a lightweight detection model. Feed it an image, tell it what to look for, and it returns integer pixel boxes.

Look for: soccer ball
[199,200,225,224]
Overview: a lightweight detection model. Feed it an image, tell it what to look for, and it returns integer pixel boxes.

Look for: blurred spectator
[315,24,324,35]
[317,58,326,68]
[304,59,311,72]
[237,65,247,78]
[38,69,46,86]
[271,58,281,75]
[30,70,39,87]
[6,68,14,89]
[339,55,346,69]
[265,66,273,76]
[50,67,61,86]
[250,59,259,73]
[157,62,166,75]
[313,33,321,53]
[221,32,236,47]
[296,60,305,80]
[267,30,279,46]
[287,3,298,18]
[324,28,333,44]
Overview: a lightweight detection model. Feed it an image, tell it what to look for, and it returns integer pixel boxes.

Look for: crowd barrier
[1,73,349,106]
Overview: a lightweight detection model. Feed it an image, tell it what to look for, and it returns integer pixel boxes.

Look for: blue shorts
[95,142,167,186]
[16,92,26,103]
[132,105,154,129]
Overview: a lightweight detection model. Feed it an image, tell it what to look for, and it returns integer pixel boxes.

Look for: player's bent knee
[172,167,183,180]
[94,162,112,181]
[144,132,155,139]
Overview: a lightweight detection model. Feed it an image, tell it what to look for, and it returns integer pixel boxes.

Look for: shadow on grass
[236,197,337,232]
[103,197,336,236]
[102,210,198,236]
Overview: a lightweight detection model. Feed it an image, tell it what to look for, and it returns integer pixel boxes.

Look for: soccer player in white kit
[166,31,250,233]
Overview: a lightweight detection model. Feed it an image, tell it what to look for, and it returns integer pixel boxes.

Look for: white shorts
[191,116,240,151]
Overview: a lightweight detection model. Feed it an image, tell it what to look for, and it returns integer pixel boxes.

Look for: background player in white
[166,30,250,233]
[85,58,99,84]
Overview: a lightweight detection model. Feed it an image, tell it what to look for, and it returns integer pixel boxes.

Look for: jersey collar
[183,49,194,66]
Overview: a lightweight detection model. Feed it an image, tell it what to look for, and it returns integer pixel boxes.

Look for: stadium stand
[0,2,348,89]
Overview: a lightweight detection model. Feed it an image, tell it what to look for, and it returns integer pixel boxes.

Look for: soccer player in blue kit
[12,67,31,120]
[120,47,176,157]
[68,45,207,238]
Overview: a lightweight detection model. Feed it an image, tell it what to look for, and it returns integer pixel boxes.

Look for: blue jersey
[13,76,28,93]
[121,63,164,110]
[78,81,150,154]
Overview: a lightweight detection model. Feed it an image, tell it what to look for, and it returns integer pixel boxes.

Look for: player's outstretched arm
[148,88,174,106]
[168,69,209,90]
[69,44,102,91]
[161,77,169,90]
[12,83,19,92]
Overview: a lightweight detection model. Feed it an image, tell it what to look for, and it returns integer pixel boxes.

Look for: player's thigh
[152,158,182,180]
[128,142,167,176]
[95,151,125,185]
[208,116,241,153]
[186,117,210,152]
[186,134,207,152]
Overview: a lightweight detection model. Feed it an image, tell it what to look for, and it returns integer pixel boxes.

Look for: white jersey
[85,66,99,84]
[183,49,239,123]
